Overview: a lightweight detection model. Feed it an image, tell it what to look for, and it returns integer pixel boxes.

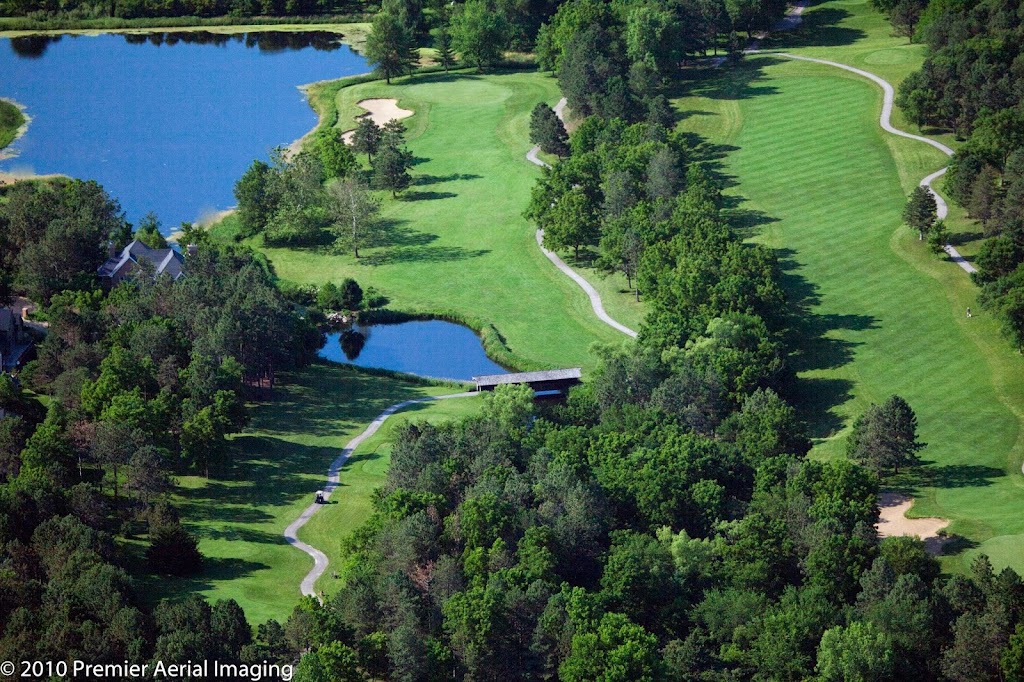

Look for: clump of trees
[0,179,131,305]
[317,278,363,310]
[234,120,411,249]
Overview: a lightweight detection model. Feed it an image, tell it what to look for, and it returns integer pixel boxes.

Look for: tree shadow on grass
[949,229,983,247]
[668,55,785,102]
[765,6,866,50]
[403,190,458,201]
[724,206,780,237]
[361,245,490,266]
[777,247,879,438]
[132,556,273,609]
[416,173,483,185]
[899,461,1006,489]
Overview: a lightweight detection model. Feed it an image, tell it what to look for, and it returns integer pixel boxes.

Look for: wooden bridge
[473,368,582,396]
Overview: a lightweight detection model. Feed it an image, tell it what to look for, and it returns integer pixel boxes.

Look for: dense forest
[891,0,1024,349]
[0,179,326,671]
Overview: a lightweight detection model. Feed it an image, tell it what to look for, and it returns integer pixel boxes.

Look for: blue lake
[0,31,368,229]
[319,321,508,381]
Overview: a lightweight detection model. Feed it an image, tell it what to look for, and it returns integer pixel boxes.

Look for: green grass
[0,99,25,150]
[672,7,1024,573]
[299,394,482,596]
[130,362,479,625]
[237,71,626,371]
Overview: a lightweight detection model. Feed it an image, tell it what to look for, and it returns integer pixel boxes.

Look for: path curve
[527,98,639,338]
[526,98,567,167]
[768,51,976,274]
[284,391,476,598]
[535,230,639,338]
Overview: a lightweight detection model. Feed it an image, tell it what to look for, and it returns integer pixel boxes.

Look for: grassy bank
[232,70,626,372]
[0,99,26,150]
[671,0,1024,573]
[129,362,477,625]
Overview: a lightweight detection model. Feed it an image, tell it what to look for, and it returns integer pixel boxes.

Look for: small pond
[319,320,507,381]
[0,30,368,229]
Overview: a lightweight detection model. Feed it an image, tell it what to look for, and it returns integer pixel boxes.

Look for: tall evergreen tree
[351,117,383,163]
[529,102,570,157]
[902,186,937,240]
[847,395,925,476]
[365,11,416,84]
[432,24,456,72]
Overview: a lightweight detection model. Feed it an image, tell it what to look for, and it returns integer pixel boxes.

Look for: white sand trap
[341,98,414,144]
[876,492,949,554]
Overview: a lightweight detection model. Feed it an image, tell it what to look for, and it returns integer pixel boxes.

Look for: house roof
[97,239,185,280]
[474,368,582,389]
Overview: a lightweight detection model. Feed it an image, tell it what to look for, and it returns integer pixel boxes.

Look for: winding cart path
[526,98,639,338]
[765,51,975,273]
[284,391,476,598]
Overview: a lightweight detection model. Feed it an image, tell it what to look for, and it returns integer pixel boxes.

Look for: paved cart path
[284,391,476,598]
[526,98,639,338]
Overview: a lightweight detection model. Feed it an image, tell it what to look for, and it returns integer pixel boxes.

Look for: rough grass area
[299,395,482,597]
[236,71,626,371]
[129,362,477,625]
[673,31,1024,574]
[0,99,26,150]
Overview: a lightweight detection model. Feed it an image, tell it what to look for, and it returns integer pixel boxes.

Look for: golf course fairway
[673,1,1024,573]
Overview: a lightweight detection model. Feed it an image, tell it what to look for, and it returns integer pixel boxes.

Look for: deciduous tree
[328,177,382,257]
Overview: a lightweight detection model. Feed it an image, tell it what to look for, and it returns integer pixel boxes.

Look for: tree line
[0,0,372,20]
[362,0,790,85]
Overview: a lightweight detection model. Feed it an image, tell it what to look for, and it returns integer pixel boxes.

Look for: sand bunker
[876,492,949,555]
[341,98,414,144]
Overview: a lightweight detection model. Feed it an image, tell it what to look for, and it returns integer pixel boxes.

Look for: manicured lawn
[299,394,483,597]
[131,362,477,625]
[241,71,625,371]
[0,99,25,150]
[672,15,1024,573]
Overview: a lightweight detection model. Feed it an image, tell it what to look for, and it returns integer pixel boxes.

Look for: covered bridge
[473,368,582,396]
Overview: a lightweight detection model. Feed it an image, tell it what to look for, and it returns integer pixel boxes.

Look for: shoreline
[0,20,371,43]
[0,97,30,161]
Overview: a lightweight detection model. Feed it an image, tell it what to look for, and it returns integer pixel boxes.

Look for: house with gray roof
[97,239,185,285]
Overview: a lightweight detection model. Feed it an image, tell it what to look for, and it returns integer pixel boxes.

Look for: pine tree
[902,186,937,240]
[432,24,456,72]
[847,395,925,476]
[372,136,413,198]
[352,117,382,163]
[529,103,569,157]
[365,11,415,84]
